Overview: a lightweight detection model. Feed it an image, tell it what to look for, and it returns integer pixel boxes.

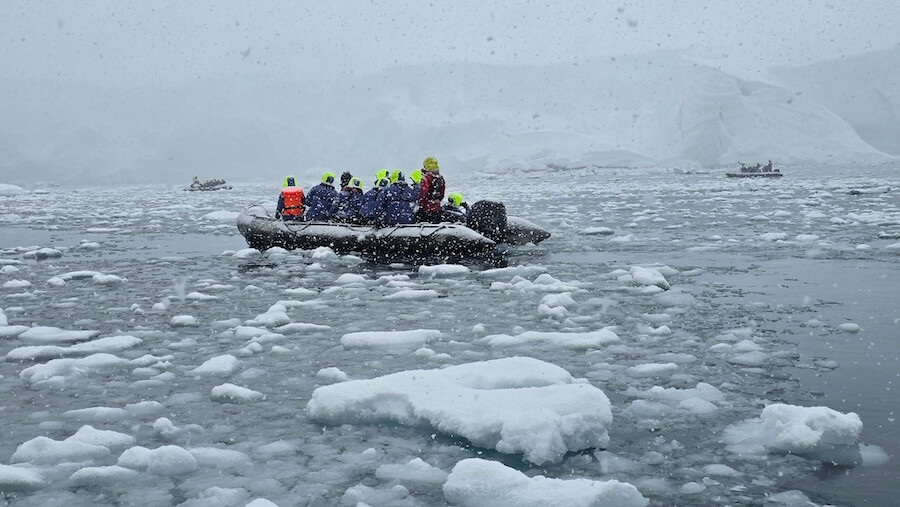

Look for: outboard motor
[466,200,507,243]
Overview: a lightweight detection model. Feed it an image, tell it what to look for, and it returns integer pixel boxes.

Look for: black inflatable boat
[236,200,550,263]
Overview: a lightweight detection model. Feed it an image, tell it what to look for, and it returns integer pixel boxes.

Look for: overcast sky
[4,0,899,86]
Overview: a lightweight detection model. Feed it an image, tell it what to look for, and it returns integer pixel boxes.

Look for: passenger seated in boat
[441,192,468,223]
[375,170,417,226]
[360,177,389,225]
[340,171,353,189]
[330,177,364,223]
[275,176,304,221]
[304,172,338,221]
[416,156,446,224]
[410,169,422,196]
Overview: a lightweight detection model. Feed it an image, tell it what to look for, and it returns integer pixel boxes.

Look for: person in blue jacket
[360,177,389,225]
[330,177,364,223]
[374,170,417,226]
[441,192,468,223]
[304,172,337,221]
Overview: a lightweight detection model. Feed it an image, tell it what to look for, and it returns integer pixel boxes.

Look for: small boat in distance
[185,176,233,191]
[726,161,783,178]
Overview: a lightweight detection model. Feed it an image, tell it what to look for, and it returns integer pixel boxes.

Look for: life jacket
[281,187,304,216]
[425,173,445,201]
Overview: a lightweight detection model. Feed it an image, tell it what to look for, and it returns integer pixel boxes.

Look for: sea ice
[307,357,612,465]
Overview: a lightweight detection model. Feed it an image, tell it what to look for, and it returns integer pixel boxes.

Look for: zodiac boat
[236,200,550,263]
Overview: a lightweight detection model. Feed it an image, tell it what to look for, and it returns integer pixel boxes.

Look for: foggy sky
[4,0,899,85]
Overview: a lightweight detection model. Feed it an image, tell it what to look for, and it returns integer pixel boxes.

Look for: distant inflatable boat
[726,162,783,178]
[236,200,550,264]
[185,178,232,191]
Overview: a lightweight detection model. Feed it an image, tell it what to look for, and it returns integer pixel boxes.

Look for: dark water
[0,168,898,506]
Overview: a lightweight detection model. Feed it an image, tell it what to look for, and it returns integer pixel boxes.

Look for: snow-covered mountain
[0,50,895,185]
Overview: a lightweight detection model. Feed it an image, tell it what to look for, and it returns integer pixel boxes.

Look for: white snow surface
[723,403,863,455]
[307,357,612,465]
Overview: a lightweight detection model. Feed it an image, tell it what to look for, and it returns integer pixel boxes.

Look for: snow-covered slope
[771,45,900,156]
[0,51,894,185]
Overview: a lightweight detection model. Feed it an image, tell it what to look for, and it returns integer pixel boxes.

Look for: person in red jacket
[276,176,304,221]
[416,156,445,223]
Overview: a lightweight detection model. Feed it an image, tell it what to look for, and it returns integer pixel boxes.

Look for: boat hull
[725,172,783,178]
[237,210,502,263]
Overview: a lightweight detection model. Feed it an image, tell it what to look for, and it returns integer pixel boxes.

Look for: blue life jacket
[441,203,467,223]
[360,187,383,221]
[330,188,363,221]
[304,183,337,221]
[375,182,416,226]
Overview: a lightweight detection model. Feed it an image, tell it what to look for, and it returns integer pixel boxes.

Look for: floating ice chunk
[187,354,240,376]
[246,499,279,507]
[760,232,787,241]
[628,266,670,290]
[727,351,768,366]
[702,464,740,477]
[341,329,442,350]
[795,234,820,242]
[419,264,471,277]
[65,425,136,450]
[63,407,132,423]
[343,484,411,506]
[678,398,718,415]
[443,458,648,507]
[231,326,269,339]
[0,183,25,196]
[0,463,44,492]
[335,273,367,285]
[541,292,576,308]
[885,242,900,250]
[610,234,637,243]
[680,482,705,494]
[7,335,144,361]
[375,458,448,485]
[653,288,694,307]
[629,383,724,404]
[17,326,100,344]
[188,447,251,469]
[20,353,129,385]
[722,403,863,458]
[211,383,265,402]
[2,279,31,289]
[170,315,199,327]
[185,291,218,301]
[0,325,28,338]
[316,367,349,383]
[11,436,111,465]
[307,357,611,465]
[311,246,337,260]
[838,322,860,333]
[0,306,7,326]
[274,322,331,334]
[23,248,63,260]
[479,329,619,349]
[764,490,815,505]
[477,265,547,280]
[125,401,164,418]
[246,304,291,327]
[384,289,440,300]
[233,248,262,258]
[583,226,615,235]
[92,273,125,284]
[68,465,141,487]
[283,287,317,297]
[117,445,199,476]
[626,363,678,378]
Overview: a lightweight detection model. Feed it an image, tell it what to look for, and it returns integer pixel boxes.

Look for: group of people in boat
[739,160,775,173]
[275,157,469,227]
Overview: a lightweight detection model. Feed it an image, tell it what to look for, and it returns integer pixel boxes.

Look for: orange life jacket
[281,187,304,216]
